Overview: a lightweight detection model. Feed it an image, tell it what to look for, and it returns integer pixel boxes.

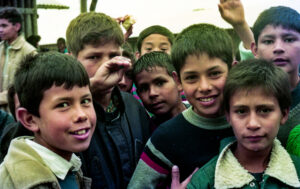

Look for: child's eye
[284,37,296,43]
[234,109,247,115]
[209,71,221,78]
[82,98,92,105]
[56,102,69,108]
[137,85,148,93]
[161,48,169,52]
[155,80,166,87]
[262,39,273,45]
[258,108,272,114]
[88,56,100,60]
[184,75,197,81]
[145,48,152,52]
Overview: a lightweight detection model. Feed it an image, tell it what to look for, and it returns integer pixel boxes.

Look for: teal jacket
[188,137,300,189]
[0,136,91,189]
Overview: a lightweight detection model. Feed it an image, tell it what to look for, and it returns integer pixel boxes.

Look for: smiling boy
[0,52,96,188]
[128,23,235,188]
[188,59,300,189]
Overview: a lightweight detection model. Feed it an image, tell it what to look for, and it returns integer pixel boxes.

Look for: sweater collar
[215,139,300,188]
[182,106,230,130]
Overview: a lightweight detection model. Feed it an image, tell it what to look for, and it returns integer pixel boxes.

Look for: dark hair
[66,12,124,57]
[223,58,291,114]
[7,85,17,120]
[26,35,41,48]
[171,23,234,78]
[136,25,174,53]
[253,6,300,44]
[133,51,175,84]
[0,7,22,34]
[57,37,66,45]
[14,51,90,117]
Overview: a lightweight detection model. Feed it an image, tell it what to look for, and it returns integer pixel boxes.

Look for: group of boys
[0,1,300,188]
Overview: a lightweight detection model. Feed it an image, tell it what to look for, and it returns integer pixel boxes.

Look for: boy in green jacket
[188,59,300,188]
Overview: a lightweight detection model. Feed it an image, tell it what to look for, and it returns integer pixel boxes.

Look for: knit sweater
[188,138,300,189]
[128,106,233,189]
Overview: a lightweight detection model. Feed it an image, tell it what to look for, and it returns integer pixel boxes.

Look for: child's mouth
[70,128,91,140]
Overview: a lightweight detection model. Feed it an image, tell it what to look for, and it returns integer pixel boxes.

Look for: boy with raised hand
[66,12,152,188]
[0,7,36,111]
[128,23,235,188]
[188,59,300,188]
[0,52,96,188]
[220,2,300,147]
[133,51,188,128]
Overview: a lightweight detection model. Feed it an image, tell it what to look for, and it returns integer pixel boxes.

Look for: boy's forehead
[135,66,171,81]
[142,34,171,44]
[259,25,300,38]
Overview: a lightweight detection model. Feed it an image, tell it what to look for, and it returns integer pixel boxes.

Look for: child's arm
[89,56,131,94]
[218,0,254,50]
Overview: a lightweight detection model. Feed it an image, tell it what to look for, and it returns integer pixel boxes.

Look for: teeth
[200,97,213,102]
[74,130,87,135]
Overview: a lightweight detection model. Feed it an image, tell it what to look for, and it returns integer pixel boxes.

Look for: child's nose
[198,77,212,93]
[247,113,261,130]
[149,85,159,98]
[273,40,285,54]
[74,107,88,122]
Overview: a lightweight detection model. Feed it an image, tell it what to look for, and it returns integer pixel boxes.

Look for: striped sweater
[127,106,233,189]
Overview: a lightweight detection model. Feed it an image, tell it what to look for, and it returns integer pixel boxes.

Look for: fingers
[172,165,180,184]
[181,167,199,187]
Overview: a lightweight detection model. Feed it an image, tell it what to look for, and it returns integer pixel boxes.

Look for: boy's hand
[218,0,254,50]
[218,0,245,26]
[115,15,135,41]
[171,166,199,189]
[90,56,131,94]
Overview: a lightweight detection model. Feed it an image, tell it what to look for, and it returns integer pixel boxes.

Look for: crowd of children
[0,1,300,188]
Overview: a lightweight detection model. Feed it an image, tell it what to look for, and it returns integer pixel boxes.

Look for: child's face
[118,68,133,92]
[135,66,182,116]
[33,85,96,160]
[179,53,228,118]
[140,34,171,56]
[227,88,288,154]
[77,41,122,78]
[0,18,19,43]
[254,25,300,77]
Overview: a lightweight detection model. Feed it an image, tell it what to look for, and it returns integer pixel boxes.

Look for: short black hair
[14,51,90,117]
[0,7,22,34]
[133,51,175,84]
[223,58,291,114]
[171,23,234,78]
[253,6,300,44]
[137,25,174,53]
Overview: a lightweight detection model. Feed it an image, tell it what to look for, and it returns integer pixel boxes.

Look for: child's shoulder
[0,137,57,187]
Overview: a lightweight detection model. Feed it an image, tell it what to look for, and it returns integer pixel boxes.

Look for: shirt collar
[25,138,81,180]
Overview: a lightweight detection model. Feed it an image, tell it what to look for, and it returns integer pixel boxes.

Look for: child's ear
[231,60,239,67]
[17,107,40,132]
[280,108,290,125]
[172,71,183,92]
[14,23,21,33]
[251,42,259,57]
[225,111,231,124]
[135,51,141,60]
